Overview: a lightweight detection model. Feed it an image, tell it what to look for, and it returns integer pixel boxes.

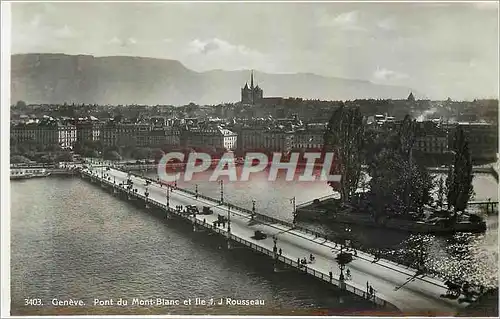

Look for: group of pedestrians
[297,254,315,266]
[213,220,226,228]
[273,246,283,256]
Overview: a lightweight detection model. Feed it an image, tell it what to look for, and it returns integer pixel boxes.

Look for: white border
[1,2,12,318]
[2,1,499,319]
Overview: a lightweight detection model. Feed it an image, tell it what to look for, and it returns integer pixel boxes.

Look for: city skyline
[9,1,500,101]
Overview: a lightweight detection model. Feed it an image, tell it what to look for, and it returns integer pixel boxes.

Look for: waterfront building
[236,125,294,153]
[293,123,326,150]
[182,125,238,150]
[414,121,450,155]
[73,117,101,143]
[11,119,77,149]
[452,122,498,161]
[100,121,182,148]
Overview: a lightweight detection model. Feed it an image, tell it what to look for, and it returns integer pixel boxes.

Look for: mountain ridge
[11,53,419,105]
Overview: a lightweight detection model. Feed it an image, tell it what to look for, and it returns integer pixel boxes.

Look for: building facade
[293,123,326,150]
[453,122,498,161]
[11,120,77,149]
[182,125,238,150]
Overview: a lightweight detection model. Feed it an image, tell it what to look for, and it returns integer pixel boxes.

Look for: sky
[9,1,500,100]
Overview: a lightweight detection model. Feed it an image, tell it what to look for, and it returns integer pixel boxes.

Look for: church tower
[407,92,416,102]
[241,70,263,105]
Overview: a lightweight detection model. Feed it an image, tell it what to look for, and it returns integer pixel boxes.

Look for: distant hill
[11,53,419,105]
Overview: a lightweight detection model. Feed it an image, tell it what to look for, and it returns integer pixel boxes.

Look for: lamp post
[273,235,278,255]
[227,206,231,233]
[251,199,256,220]
[220,180,224,204]
[290,197,297,225]
[166,186,170,209]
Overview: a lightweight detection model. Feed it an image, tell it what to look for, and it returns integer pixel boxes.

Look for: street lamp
[290,197,297,225]
[273,235,278,255]
[251,199,256,220]
[227,206,231,233]
[220,180,224,204]
[166,186,170,209]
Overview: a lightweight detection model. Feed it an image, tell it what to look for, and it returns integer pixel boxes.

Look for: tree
[447,127,474,212]
[323,104,365,203]
[10,155,31,164]
[103,150,122,161]
[15,100,27,108]
[132,147,152,160]
[368,131,434,218]
[40,154,56,163]
[84,149,99,158]
[152,148,165,162]
[436,177,445,209]
[56,152,74,162]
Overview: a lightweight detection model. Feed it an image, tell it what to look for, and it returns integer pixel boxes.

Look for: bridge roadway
[85,166,469,315]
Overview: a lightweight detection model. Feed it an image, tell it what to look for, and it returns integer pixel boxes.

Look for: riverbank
[297,198,488,234]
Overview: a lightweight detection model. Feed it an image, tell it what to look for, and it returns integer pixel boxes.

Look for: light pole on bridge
[290,197,297,226]
[251,199,256,220]
[227,205,231,233]
[166,186,170,209]
[220,180,224,204]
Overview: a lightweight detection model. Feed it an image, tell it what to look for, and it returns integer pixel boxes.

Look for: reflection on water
[10,177,376,315]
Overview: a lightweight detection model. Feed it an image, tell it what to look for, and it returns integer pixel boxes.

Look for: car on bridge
[200,206,214,215]
[251,230,267,240]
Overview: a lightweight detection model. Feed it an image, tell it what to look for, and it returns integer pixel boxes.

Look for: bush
[104,150,122,161]
[56,152,74,162]
[10,155,31,164]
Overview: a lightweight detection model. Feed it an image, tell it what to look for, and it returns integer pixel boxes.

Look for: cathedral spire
[251,70,254,89]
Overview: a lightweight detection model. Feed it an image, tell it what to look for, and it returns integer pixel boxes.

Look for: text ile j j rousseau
[45,297,265,307]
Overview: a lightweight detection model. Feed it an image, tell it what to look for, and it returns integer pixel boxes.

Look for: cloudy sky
[10,1,499,100]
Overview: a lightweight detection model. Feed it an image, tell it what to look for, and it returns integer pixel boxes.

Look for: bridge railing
[83,169,396,310]
[103,170,448,283]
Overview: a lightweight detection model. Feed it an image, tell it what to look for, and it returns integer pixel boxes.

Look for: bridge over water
[79,166,473,315]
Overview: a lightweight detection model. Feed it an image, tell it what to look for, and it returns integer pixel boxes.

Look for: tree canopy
[447,127,474,212]
[323,104,365,203]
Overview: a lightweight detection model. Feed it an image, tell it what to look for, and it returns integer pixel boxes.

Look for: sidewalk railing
[94,169,447,286]
[82,169,397,310]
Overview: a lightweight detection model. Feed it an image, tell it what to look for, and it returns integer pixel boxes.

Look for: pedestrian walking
[279,248,282,255]
[366,281,369,292]
[329,271,333,282]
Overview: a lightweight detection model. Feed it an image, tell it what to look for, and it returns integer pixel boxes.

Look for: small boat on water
[10,168,51,179]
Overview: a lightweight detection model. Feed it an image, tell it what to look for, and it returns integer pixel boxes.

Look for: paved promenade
[85,166,471,315]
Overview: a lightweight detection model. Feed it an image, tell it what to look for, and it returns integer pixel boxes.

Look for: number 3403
[25,299,43,306]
